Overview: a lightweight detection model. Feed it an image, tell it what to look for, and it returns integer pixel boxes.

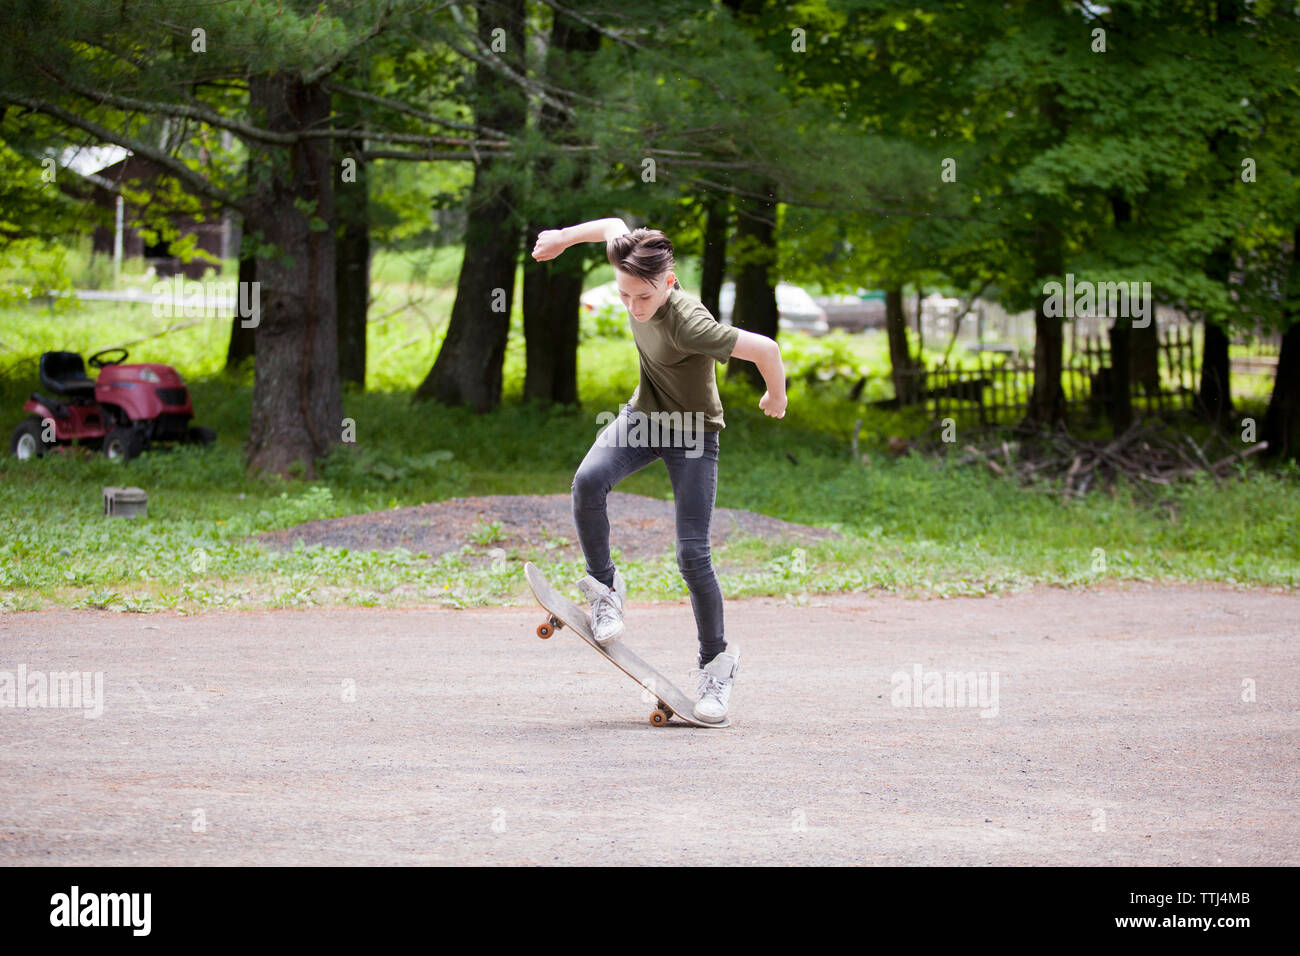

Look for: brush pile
[926,420,1268,500]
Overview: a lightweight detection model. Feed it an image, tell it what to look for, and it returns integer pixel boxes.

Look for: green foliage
[467,518,506,547]
[1,288,1295,612]
[0,0,1297,613]
[578,301,631,342]
[0,238,78,305]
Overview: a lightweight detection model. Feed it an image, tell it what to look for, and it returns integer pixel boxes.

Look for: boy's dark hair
[607,227,675,285]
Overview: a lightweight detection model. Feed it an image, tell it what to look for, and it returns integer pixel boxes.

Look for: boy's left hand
[759,391,786,419]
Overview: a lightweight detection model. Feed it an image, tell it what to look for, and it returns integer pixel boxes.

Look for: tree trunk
[1196,2,1243,428]
[726,177,779,389]
[1262,226,1300,461]
[1028,308,1066,426]
[699,192,729,321]
[1024,217,1066,427]
[1107,317,1133,434]
[1023,74,1069,429]
[1131,318,1160,396]
[1105,194,1133,434]
[522,241,583,405]
[1197,241,1234,425]
[914,286,924,355]
[885,285,921,405]
[225,252,256,369]
[1263,321,1300,460]
[1198,323,1233,425]
[416,0,525,411]
[335,133,369,390]
[226,154,259,370]
[520,4,599,406]
[244,73,341,479]
[419,190,520,408]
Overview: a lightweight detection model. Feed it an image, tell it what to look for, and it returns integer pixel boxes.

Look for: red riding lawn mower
[10,349,215,462]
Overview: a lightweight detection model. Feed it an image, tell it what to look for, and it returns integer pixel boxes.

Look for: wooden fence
[895,323,1200,425]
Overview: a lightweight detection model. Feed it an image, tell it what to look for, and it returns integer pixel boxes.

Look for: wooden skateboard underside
[524,562,729,728]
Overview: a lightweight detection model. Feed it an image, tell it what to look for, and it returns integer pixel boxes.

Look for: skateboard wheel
[537,621,553,639]
[650,709,670,726]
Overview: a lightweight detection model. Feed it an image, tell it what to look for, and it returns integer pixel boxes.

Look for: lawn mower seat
[39,351,96,396]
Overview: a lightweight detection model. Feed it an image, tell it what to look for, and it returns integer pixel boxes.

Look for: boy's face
[615,269,676,322]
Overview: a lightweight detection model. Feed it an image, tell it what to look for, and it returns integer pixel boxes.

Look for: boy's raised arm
[531,218,629,260]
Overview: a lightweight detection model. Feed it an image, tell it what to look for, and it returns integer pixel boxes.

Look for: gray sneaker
[691,648,740,723]
[576,570,626,645]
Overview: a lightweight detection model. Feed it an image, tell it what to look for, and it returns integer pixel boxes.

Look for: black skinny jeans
[571,403,726,666]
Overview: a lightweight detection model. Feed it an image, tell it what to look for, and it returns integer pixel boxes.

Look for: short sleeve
[671,309,740,363]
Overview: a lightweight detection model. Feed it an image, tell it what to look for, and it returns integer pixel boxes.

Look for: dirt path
[1,582,1295,865]
[253,492,838,562]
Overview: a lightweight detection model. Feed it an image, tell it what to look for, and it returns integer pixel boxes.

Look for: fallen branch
[932,420,1270,502]
[962,444,1004,476]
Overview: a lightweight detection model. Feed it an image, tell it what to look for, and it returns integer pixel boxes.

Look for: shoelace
[689,668,726,701]
[589,592,618,628]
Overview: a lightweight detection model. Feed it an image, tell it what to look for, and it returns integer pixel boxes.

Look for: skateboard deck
[524,562,729,728]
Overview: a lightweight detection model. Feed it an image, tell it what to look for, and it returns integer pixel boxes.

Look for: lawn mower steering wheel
[88,348,129,368]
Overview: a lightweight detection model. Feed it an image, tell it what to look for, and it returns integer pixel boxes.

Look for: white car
[718,282,829,335]
[580,281,626,315]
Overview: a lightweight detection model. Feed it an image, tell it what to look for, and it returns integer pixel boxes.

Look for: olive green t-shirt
[628,284,740,432]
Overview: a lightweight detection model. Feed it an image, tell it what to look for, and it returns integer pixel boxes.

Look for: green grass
[1,251,1297,613]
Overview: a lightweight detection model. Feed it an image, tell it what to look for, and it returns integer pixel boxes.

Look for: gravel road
[1,582,1295,865]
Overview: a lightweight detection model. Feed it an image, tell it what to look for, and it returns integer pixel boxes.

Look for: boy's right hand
[759,390,787,419]
[531,229,567,261]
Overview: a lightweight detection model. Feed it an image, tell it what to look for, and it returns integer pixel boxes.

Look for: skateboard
[524,561,729,728]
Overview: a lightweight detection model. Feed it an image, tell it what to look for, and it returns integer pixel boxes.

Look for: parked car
[580,281,625,315]
[717,282,829,335]
[817,289,887,333]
